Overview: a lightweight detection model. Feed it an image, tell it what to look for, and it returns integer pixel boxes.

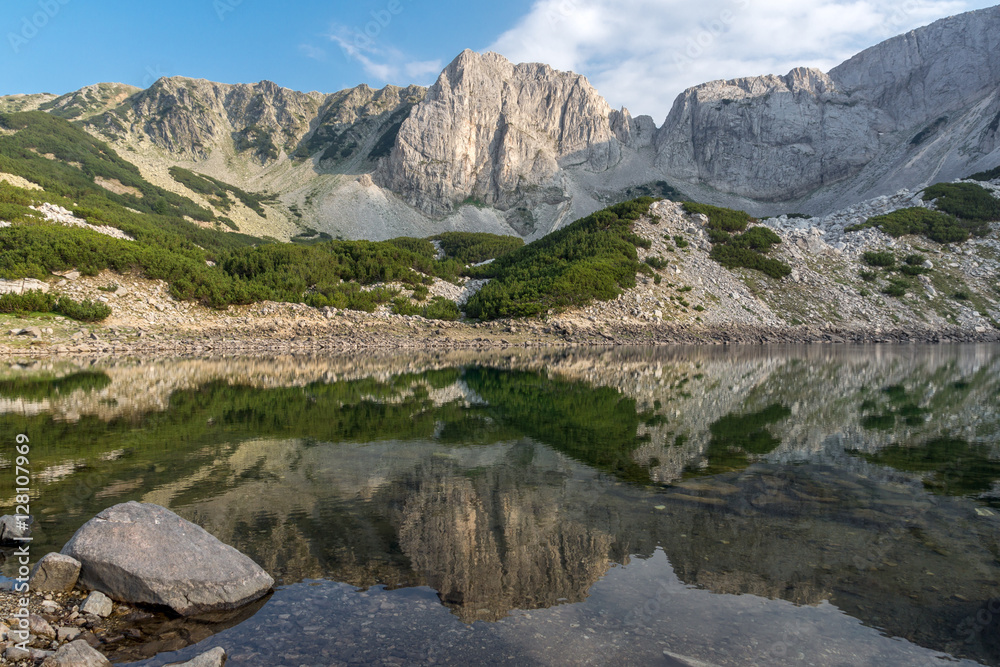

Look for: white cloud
[489,0,974,120]
[326,24,441,86]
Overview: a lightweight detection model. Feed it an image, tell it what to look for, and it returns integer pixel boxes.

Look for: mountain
[2,5,999,241]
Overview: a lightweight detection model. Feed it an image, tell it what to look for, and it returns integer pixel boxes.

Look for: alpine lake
[1,344,999,666]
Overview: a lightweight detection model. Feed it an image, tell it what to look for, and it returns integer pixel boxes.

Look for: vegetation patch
[463,198,655,320]
[168,166,277,216]
[0,290,111,321]
[862,251,896,268]
[391,295,461,321]
[923,182,1000,222]
[431,232,524,265]
[967,164,1000,182]
[682,201,750,233]
[847,207,987,244]
[683,202,790,279]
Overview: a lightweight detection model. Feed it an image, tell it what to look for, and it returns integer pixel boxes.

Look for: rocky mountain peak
[374,49,630,221]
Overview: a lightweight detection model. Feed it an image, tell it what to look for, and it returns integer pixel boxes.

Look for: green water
[1,346,999,666]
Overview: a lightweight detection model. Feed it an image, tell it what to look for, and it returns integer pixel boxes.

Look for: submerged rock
[62,502,273,616]
[165,646,227,666]
[0,514,32,545]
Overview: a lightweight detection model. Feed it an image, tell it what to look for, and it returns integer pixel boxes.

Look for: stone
[30,553,82,593]
[39,640,110,667]
[0,278,49,294]
[164,647,227,667]
[62,502,274,616]
[56,626,82,642]
[80,591,113,618]
[5,646,31,662]
[16,326,42,338]
[0,514,32,545]
[29,613,56,639]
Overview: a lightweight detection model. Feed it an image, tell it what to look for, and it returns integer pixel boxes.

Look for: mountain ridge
[2,5,999,241]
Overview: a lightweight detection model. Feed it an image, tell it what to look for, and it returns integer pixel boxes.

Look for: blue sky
[2,0,997,120]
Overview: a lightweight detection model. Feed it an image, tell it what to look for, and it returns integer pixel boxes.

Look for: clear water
[1,345,999,666]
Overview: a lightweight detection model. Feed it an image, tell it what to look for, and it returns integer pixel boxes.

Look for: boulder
[165,647,227,667]
[80,591,113,618]
[62,502,273,616]
[0,514,32,545]
[30,553,82,593]
[39,640,111,667]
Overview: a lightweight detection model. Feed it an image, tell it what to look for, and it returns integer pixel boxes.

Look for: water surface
[1,346,999,666]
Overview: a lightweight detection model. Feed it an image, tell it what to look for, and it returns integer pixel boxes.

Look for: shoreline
[2,320,998,357]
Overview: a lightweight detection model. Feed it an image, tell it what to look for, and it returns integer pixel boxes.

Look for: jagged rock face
[297,83,426,167]
[656,68,882,201]
[375,50,633,218]
[89,77,325,162]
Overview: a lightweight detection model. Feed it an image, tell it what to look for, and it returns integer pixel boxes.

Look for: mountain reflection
[2,346,1000,663]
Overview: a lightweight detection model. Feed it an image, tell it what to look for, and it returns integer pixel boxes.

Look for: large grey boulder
[40,639,111,667]
[29,553,82,593]
[61,502,273,616]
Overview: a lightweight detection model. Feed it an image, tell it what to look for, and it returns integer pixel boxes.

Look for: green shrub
[386,236,437,260]
[391,295,460,321]
[707,229,732,244]
[682,202,752,233]
[904,253,926,266]
[0,290,110,321]
[645,256,668,270]
[849,207,987,244]
[729,226,781,252]
[859,270,878,282]
[882,277,911,298]
[54,297,111,322]
[673,235,689,249]
[952,290,970,301]
[862,251,896,268]
[431,232,524,264]
[899,264,928,276]
[464,198,655,319]
[709,245,792,279]
[967,165,1000,182]
[923,182,1000,222]
[0,290,54,314]
[412,284,429,301]
[423,296,461,321]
